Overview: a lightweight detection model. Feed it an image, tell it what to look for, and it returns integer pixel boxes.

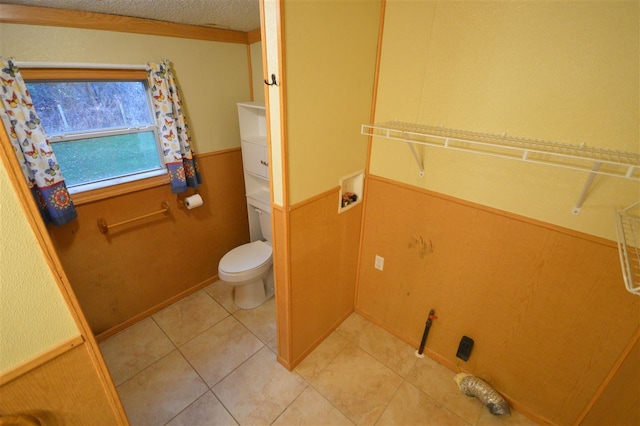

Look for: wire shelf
[362,121,640,180]
[616,202,640,296]
[363,120,640,293]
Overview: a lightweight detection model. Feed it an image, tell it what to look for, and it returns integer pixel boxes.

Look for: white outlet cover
[375,255,384,271]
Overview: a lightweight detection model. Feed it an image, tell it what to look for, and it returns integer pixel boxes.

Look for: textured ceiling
[0,0,261,32]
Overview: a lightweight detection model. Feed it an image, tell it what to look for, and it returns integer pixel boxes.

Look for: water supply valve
[415,309,437,358]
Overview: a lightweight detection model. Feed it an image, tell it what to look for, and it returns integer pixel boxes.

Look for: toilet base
[234,278,267,310]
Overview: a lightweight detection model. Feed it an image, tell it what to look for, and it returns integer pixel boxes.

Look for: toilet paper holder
[177,192,203,209]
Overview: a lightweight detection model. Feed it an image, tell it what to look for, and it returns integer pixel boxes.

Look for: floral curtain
[0,58,77,226]
[146,60,201,193]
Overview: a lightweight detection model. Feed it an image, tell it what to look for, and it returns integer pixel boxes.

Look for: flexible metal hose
[454,372,511,415]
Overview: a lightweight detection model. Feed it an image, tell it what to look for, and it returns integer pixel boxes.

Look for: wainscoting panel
[272,205,292,369]
[48,150,249,335]
[356,175,639,425]
[288,188,363,365]
[0,342,122,424]
[580,336,640,425]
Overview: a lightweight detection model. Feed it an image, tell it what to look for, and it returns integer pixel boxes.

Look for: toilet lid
[219,241,272,274]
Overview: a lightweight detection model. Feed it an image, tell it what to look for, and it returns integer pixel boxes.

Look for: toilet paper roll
[184,194,203,210]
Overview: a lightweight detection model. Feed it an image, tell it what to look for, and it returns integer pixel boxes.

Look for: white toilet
[218,203,274,309]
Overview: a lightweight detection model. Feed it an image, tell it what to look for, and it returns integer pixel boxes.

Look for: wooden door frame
[0,119,128,424]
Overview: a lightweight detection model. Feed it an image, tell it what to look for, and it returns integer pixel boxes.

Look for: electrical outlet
[375,255,384,271]
[456,336,474,361]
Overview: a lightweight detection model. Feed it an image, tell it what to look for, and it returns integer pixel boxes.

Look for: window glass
[51,130,161,187]
[26,79,164,190]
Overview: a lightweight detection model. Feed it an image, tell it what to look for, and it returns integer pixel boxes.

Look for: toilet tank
[247,196,271,243]
[257,207,272,243]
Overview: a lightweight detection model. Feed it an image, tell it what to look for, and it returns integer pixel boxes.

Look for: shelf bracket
[572,162,602,215]
[402,132,425,177]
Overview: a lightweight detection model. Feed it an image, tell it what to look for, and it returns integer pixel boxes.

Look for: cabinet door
[241,141,268,179]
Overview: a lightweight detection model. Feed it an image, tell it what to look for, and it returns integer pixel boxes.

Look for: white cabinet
[241,141,269,179]
[238,102,267,145]
[238,102,270,241]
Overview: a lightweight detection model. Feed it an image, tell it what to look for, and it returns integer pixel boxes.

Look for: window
[23,68,166,195]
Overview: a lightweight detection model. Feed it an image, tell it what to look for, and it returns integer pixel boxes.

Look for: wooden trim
[247,44,254,102]
[0,120,128,423]
[276,0,294,368]
[259,0,270,132]
[289,308,354,369]
[0,4,249,44]
[573,326,640,426]
[259,0,295,368]
[289,186,339,211]
[247,28,262,44]
[71,174,170,206]
[272,206,293,368]
[0,336,85,387]
[354,0,385,308]
[196,147,241,159]
[21,68,147,81]
[95,275,218,342]
[271,204,286,213]
[368,174,617,248]
[71,148,240,205]
[365,0,386,177]
[354,306,554,425]
[21,66,170,207]
[277,0,289,209]
[276,355,292,371]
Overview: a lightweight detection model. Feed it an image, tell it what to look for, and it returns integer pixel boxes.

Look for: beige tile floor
[100,281,538,426]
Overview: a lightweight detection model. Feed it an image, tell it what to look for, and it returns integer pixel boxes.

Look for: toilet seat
[218,240,272,282]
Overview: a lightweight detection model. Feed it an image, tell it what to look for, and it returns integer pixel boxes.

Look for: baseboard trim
[288,308,355,370]
[95,275,219,342]
[354,306,555,426]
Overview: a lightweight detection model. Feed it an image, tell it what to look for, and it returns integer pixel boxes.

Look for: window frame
[22,67,169,205]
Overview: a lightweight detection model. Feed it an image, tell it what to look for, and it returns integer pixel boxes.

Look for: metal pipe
[415,309,437,358]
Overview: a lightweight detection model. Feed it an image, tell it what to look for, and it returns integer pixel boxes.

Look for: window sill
[70,173,170,206]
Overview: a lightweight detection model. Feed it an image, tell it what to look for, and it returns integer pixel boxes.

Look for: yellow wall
[268,0,381,367]
[0,23,255,362]
[0,23,251,154]
[371,0,639,240]
[0,162,79,374]
[251,41,265,105]
[284,0,381,204]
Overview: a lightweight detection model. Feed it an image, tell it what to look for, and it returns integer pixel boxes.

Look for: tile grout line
[160,386,210,426]
[114,294,233,425]
[151,297,249,426]
[100,318,177,387]
[267,379,312,426]
[299,336,383,426]
[302,381,356,426]
[300,340,356,425]
[374,376,405,425]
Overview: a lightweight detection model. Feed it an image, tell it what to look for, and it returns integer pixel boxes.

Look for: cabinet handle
[260,160,269,167]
